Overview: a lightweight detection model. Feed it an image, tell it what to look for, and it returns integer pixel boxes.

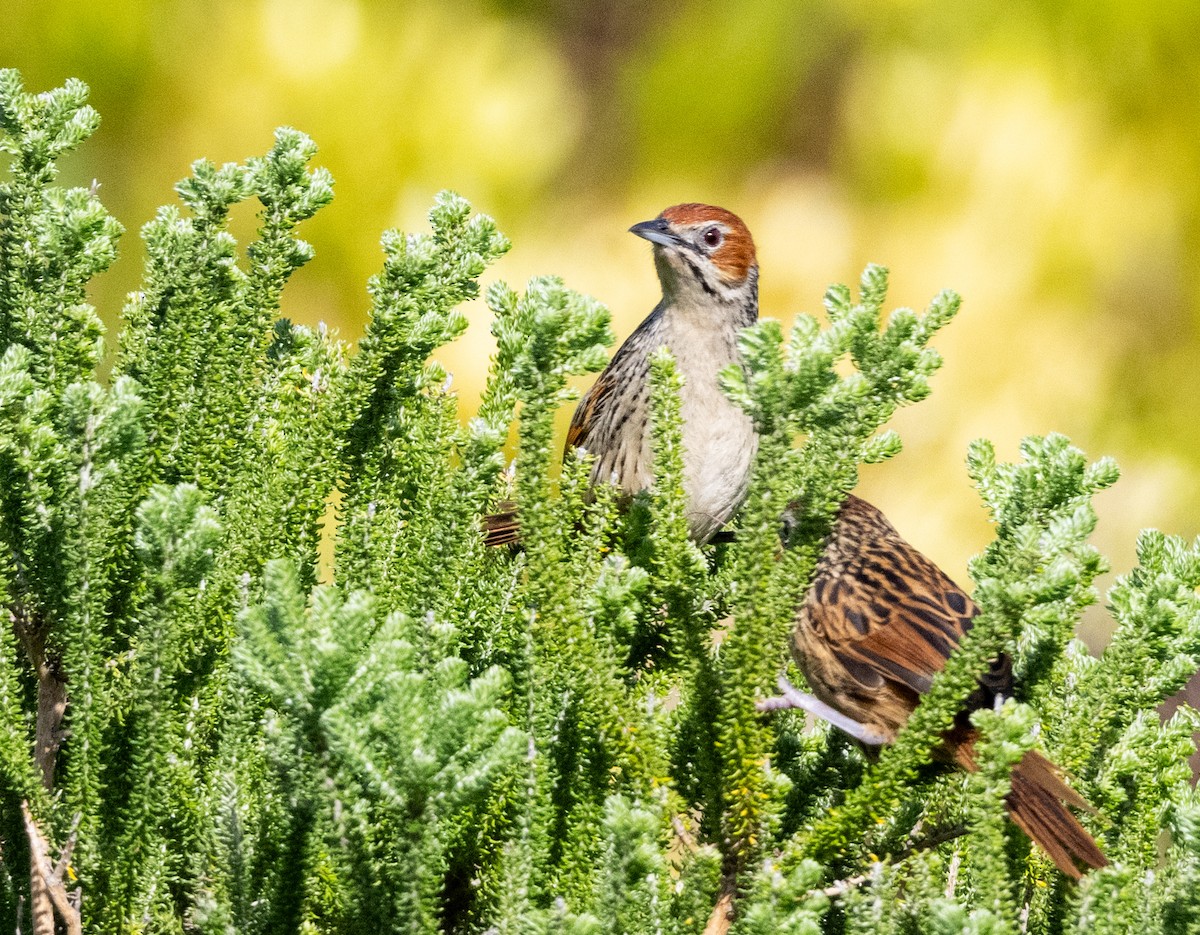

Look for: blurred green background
[5,0,1199,644]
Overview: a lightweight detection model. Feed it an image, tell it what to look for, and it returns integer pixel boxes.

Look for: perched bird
[486,203,759,546]
[771,494,1106,878]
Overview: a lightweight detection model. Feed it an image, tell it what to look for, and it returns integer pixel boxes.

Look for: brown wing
[485,365,623,546]
[798,495,1105,877]
[797,496,1011,734]
[565,367,617,454]
[490,306,662,544]
[565,305,662,464]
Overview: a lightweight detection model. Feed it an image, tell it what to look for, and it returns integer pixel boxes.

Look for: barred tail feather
[483,502,521,547]
[1005,749,1106,878]
[955,743,1105,879]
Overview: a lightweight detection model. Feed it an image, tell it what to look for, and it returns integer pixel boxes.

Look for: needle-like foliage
[1,70,1198,935]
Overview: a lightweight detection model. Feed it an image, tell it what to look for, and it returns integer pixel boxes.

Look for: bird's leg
[758,674,892,746]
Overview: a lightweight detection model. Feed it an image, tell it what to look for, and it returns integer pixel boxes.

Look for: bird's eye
[702,227,722,248]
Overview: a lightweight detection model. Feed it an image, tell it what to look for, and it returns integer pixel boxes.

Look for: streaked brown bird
[772,494,1106,878]
[486,203,759,546]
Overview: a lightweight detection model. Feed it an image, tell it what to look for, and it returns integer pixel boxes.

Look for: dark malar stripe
[682,255,718,296]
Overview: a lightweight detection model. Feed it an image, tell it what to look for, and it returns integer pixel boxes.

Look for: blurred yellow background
[5,0,1198,644]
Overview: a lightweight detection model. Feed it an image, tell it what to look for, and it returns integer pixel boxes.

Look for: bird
[485,203,759,546]
[767,494,1107,878]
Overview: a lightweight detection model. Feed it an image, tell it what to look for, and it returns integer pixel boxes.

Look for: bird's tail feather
[483,502,521,547]
[955,743,1105,879]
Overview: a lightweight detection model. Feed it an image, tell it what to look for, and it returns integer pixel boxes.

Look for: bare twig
[758,674,890,745]
[671,814,699,855]
[801,825,969,903]
[945,851,961,899]
[22,801,81,935]
[703,883,735,935]
[12,605,68,789]
[815,870,873,898]
[907,823,969,853]
[34,655,68,789]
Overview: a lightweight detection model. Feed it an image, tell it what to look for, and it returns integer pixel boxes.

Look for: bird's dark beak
[629,217,678,248]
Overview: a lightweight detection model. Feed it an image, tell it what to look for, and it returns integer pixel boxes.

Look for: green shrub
[2,70,1198,935]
